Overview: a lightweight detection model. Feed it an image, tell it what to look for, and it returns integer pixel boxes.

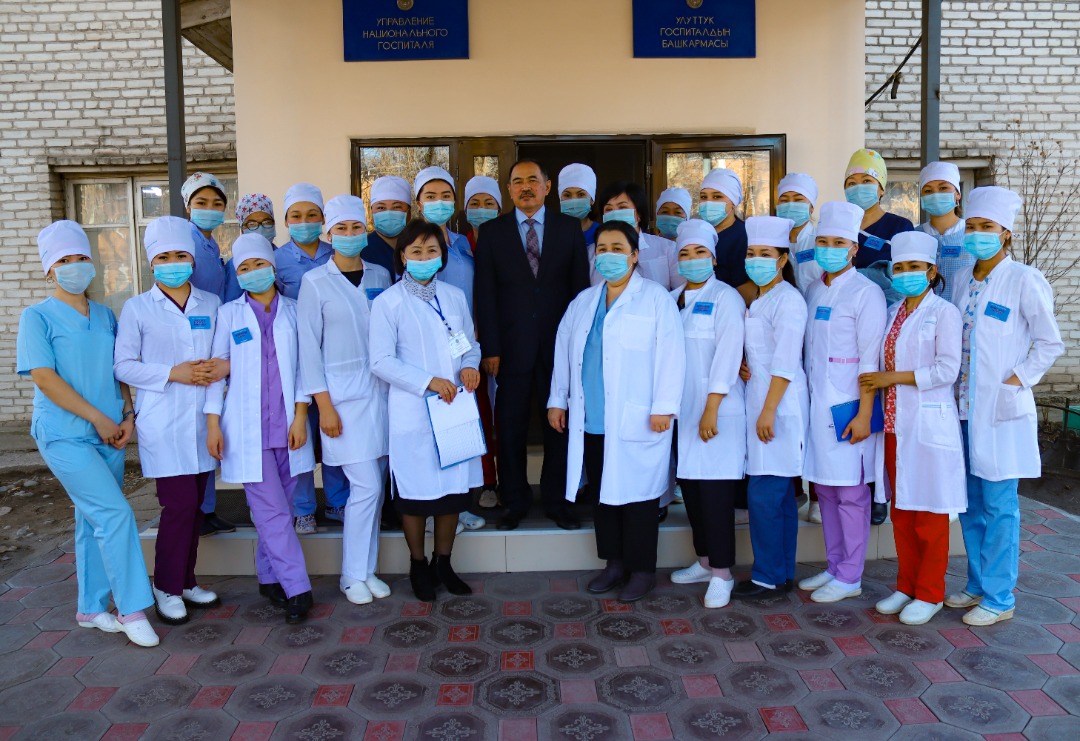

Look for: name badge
[862,235,887,251]
[189,316,211,330]
[232,328,253,344]
[941,245,961,258]
[795,249,815,264]
[985,302,1011,322]
[447,330,472,359]
[692,302,714,316]
[815,306,832,321]
[365,288,385,301]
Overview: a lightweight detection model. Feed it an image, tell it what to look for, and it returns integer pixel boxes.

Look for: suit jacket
[474,209,589,375]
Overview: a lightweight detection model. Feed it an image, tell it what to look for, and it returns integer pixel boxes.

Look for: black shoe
[496,514,522,531]
[200,513,236,537]
[871,501,888,526]
[549,511,581,531]
[285,591,313,624]
[258,582,288,608]
[618,572,656,603]
[410,558,436,602]
[731,580,783,600]
[432,555,472,595]
[783,579,795,592]
[587,560,627,594]
[658,506,669,523]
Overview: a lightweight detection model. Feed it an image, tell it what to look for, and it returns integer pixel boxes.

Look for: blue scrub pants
[292,404,349,516]
[748,475,799,588]
[36,437,153,616]
[959,422,1020,613]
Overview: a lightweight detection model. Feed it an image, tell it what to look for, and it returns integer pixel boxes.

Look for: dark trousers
[584,433,659,574]
[154,471,210,595]
[680,478,737,569]
[748,475,799,587]
[495,363,569,518]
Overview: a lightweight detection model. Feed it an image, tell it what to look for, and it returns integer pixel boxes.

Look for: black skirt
[394,492,470,517]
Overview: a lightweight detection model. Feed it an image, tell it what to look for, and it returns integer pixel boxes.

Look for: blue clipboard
[830,397,885,442]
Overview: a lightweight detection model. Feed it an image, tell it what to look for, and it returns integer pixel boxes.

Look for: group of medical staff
[17,148,1063,648]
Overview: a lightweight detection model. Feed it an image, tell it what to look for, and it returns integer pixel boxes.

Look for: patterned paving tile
[352,676,429,716]
[720,662,808,705]
[921,683,1030,734]
[598,669,677,712]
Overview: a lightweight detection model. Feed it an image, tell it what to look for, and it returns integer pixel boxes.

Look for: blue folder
[831,396,885,442]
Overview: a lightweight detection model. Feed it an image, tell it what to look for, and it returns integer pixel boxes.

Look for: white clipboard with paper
[425,388,487,469]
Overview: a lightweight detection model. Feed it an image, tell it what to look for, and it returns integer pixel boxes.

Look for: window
[66,174,239,314]
[880,165,977,225]
[354,144,451,225]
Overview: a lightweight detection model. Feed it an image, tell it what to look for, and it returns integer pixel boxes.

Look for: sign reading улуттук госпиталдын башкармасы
[342,0,469,62]
[633,0,756,58]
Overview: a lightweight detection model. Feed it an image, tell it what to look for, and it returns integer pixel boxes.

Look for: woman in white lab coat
[591,180,683,290]
[946,186,1064,626]
[369,220,482,603]
[798,202,888,604]
[730,216,809,603]
[205,234,316,624]
[859,231,965,626]
[548,221,685,603]
[296,195,392,606]
[666,219,745,609]
[114,215,224,625]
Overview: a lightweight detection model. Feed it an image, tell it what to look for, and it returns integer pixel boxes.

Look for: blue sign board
[633,0,756,58]
[343,0,469,62]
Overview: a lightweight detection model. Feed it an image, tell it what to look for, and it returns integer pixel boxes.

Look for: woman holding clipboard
[370,220,482,602]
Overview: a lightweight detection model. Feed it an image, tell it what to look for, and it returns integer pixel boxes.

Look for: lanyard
[426,296,454,335]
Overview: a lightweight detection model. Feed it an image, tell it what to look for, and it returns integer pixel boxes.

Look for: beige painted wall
[233,0,865,207]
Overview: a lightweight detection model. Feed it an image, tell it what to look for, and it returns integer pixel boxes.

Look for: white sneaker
[875,590,913,615]
[962,605,1013,626]
[671,561,713,584]
[704,577,735,609]
[341,580,373,605]
[365,575,391,599]
[811,581,862,603]
[459,511,486,530]
[182,586,220,608]
[945,590,982,609]
[152,585,188,624]
[295,514,316,535]
[77,612,121,634]
[118,612,160,647]
[734,509,749,525]
[900,600,943,625]
[798,570,834,591]
[807,501,822,523]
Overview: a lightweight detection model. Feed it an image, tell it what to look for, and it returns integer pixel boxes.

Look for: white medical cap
[558,164,597,201]
[370,176,412,205]
[816,201,864,242]
[675,218,720,256]
[746,216,796,249]
[919,161,961,191]
[283,183,325,214]
[966,186,1022,231]
[656,187,692,218]
[700,168,743,208]
[891,231,939,265]
[38,220,92,275]
[777,172,819,204]
[231,233,276,269]
[414,166,455,198]
[464,176,502,209]
[144,215,195,263]
[181,171,226,207]
[324,194,367,232]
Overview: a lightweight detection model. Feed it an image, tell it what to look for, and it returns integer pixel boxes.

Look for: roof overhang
[181,0,232,70]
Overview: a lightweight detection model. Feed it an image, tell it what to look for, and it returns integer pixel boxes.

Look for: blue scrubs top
[713,217,750,289]
[16,298,124,443]
[441,231,476,315]
[188,222,227,301]
[583,221,600,247]
[273,239,334,299]
[582,296,608,435]
[364,232,398,279]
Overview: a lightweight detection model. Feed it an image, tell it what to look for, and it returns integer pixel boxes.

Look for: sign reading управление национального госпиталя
[633,0,756,58]
[343,0,469,62]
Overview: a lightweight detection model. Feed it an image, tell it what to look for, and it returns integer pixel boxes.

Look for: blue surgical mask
[677,257,714,284]
[776,202,811,228]
[845,183,881,211]
[53,262,96,294]
[698,201,727,226]
[595,252,631,282]
[964,231,1003,260]
[332,232,367,257]
[238,266,276,294]
[745,257,780,286]
[921,192,957,218]
[244,224,277,243]
[373,210,407,237]
[422,201,455,225]
[467,208,498,229]
[407,256,442,282]
[602,209,637,227]
[560,198,591,220]
[814,246,851,274]
[656,215,685,240]
[289,222,323,245]
[892,270,929,297]
[190,209,225,232]
[153,262,194,288]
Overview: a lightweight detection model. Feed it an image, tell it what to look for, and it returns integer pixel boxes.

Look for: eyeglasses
[242,219,275,230]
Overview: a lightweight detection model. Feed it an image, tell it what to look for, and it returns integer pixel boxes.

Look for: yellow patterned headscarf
[845,149,888,189]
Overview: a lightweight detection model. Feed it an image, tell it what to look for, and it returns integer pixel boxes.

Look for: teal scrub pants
[36,437,153,616]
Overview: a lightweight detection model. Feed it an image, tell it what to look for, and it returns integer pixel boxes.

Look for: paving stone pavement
[1,496,1079,739]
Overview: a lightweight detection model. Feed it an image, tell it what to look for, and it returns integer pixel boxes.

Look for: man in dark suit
[474,159,590,531]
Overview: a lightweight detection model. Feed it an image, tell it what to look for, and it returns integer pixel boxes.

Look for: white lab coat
[549,271,685,505]
[872,292,966,513]
[369,279,483,500]
[673,276,746,480]
[803,268,888,486]
[744,281,810,477]
[114,285,220,479]
[791,224,823,296]
[204,295,315,483]
[950,256,1064,481]
[589,232,684,290]
[296,259,391,467]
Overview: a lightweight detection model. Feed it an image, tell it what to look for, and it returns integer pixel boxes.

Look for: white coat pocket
[994,383,1034,423]
[619,402,658,443]
[620,316,655,352]
[326,360,372,404]
[917,402,962,450]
